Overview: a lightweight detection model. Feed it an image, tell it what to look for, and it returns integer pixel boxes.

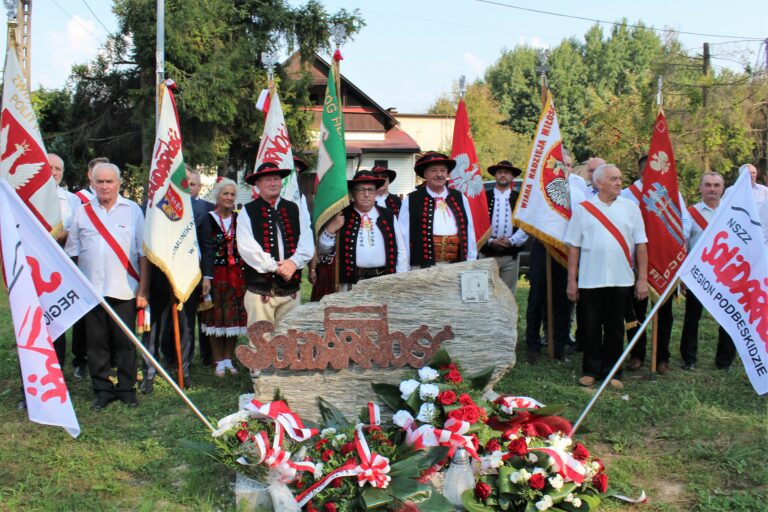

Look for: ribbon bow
[246,399,318,442]
[401,416,478,460]
[250,424,315,483]
[353,424,391,488]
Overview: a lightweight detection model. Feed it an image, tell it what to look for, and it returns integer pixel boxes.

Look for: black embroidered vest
[407,186,469,268]
[481,188,521,257]
[243,197,302,295]
[336,205,398,284]
[384,193,402,217]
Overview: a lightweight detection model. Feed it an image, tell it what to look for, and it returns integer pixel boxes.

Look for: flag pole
[172,298,184,389]
[101,297,213,431]
[572,271,680,434]
[330,24,346,294]
[156,0,165,130]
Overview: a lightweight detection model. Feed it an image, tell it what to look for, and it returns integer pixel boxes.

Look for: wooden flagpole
[172,297,184,389]
[650,301,658,380]
[539,58,555,359]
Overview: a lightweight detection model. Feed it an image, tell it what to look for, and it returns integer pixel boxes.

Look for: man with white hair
[66,163,149,411]
[745,163,768,205]
[565,164,648,389]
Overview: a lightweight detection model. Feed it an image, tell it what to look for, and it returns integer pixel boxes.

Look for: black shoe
[527,352,540,364]
[680,362,696,371]
[92,395,116,412]
[73,366,87,380]
[140,378,154,395]
[120,395,139,408]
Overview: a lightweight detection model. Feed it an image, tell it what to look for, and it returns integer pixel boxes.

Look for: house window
[373,159,388,168]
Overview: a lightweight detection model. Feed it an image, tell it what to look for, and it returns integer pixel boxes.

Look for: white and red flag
[512,90,571,264]
[641,111,686,294]
[253,88,300,204]
[0,46,61,235]
[450,99,490,245]
[0,179,103,437]
[678,170,768,395]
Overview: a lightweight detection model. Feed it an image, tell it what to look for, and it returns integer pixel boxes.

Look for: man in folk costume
[565,164,648,390]
[398,151,477,269]
[237,162,314,332]
[317,171,408,291]
[65,163,149,410]
[621,154,691,374]
[371,165,402,216]
[480,160,528,293]
[679,172,736,371]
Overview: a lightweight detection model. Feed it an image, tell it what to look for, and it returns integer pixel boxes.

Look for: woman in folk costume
[200,178,247,377]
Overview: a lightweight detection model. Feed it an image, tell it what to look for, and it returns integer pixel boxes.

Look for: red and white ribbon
[530,446,586,484]
[496,395,544,413]
[403,417,478,459]
[366,402,381,430]
[246,399,318,442]
[252,424,315,480]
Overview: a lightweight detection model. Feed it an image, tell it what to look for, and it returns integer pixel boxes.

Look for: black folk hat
[348,170,385,191]
[293,156,310,174]
[488,160,523,177]
[370,165,397,184]
[244,162,291,185]
[414,151,456,178]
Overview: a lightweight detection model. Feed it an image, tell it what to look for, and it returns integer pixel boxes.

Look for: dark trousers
[679,292,736,368]
[525,241,571,358]
[85,297,137,399]
[190,283,212,365]
[53,319,89,371]
[580,287,631,380]
[141,287,194,381]
[628,294,674,364]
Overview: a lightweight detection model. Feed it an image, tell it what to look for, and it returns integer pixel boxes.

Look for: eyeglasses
[353,188,377,195]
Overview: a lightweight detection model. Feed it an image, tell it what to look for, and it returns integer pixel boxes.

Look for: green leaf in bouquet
[415,490,454,512]
[578,493,600,510]
[317,397,351,430]
[548,482,578,501]
[524,501,538,512]
[271,388,286,403]
[361,487,394,509]
[498,466,515,495]
[371,383,405,413]
[388,477,433,502]
[389,446,449,478]
[461,488,497,512]
[530,404,565,416]
[428,348,452,368]
[467,365,496,389]
[405,388,423,414]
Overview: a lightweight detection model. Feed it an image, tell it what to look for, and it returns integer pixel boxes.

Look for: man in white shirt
[622,154,691,374]
[65,163,149,410]
[679,172,735,371]
[318,171,408,291]
[48,153,88,379]
[398,151,477,268]
[237,162,314,331]
[565,164,648,389]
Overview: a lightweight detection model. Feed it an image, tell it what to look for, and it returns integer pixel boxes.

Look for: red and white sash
[75,190,91,204]
[82,203,140,282]
[688,205,708,231]
[581,201,632,267]
[628,182,642,202]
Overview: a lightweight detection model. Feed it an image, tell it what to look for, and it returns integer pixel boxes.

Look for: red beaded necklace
[217,210,236,266]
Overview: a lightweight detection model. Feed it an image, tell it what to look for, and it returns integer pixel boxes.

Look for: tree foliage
[33,0,364,192]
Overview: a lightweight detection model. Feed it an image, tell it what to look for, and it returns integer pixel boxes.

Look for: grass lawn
[0,277,765,511]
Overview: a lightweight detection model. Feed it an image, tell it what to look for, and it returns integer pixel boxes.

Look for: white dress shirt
[318,207,409,272]
[57,187,81,231]
[490,188,514,239]
[398,187,478,266]
[752,182,768,207]
[684,201,717,250]
[236,197,314,274]
[564,195,647,289]
[65,195,145,300]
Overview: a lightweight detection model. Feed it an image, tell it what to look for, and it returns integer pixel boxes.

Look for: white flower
[313,463,324,479]
[392,410,414,428]
[510,469,531,484]
[334,433,347,446]
[548,434,572,450]
[212,410,250,437]
[527,453,539,463]
[418,366,439,382]
[416,402,437,423]
[565,493,574,502]
[399,379,420,400]
[320,428,336,437]
[480,450,504,470]
[535,495,554,511]
[572,498,582,508]
[419,383,440,401]
[532,467,547,475]
[548,474,564,490]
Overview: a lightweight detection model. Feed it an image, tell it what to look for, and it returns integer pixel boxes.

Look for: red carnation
[502,429,518,441]
[507,437,528,457]
[474,481,493,501]
[447,409,465,422]
[324,503,338,512]
[321,449,335,462]
[592,473,608,493]
[438,390,457,405]
[462,406,481,424]
[444,369,463,383]
[528,473,545,490]
[236,429,249,443]
[593,458,605,473]
[294,477,305,489]
[459,393,475,406]
[341,441,355,455]
[306,502,318,512]
[315,438,329,450]
[572,443,590,461]
[485,438,501,453]
[331,477,343,488]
